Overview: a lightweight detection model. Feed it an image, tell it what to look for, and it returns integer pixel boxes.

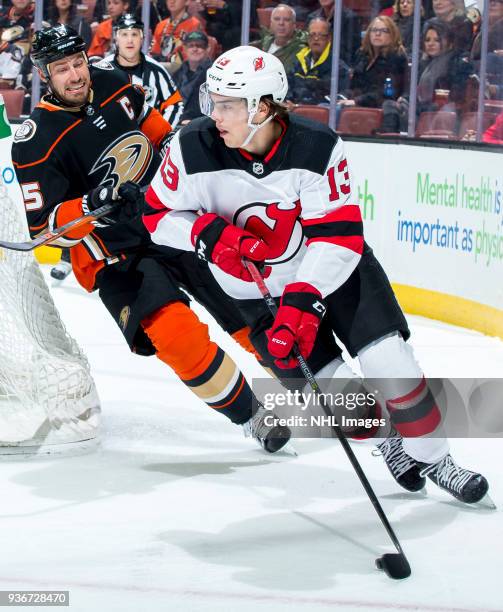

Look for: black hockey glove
[82,182,143,227]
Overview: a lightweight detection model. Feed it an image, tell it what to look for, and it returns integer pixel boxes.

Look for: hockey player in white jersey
[143,45,490,505]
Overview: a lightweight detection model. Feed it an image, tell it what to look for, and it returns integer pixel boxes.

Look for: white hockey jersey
[144,114,364,300]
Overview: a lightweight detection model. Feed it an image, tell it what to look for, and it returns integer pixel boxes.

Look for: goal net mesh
[0,177,100,452]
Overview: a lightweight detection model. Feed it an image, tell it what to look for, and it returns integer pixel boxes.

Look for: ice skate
[243,404,291,454]
[50,260,72,281]
[418,454,492,505]
[374,436,426,492]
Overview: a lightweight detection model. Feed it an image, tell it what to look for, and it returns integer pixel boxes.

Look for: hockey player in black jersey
[11,25,290,454]
[144,45,490,505]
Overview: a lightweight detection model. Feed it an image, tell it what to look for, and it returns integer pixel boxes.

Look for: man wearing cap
[105,13,184,127]
[173,30,211,123]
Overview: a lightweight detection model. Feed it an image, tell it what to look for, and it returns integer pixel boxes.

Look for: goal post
[0,97,100,455]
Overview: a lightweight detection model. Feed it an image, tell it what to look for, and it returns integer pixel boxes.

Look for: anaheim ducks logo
[89,131,152,187]
[119,305,130,331]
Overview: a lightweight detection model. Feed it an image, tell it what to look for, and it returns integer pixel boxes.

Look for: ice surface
[0,268,502,612]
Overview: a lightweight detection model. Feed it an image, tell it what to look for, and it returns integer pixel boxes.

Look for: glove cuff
[282,282,326,319]
[191,213,228,262]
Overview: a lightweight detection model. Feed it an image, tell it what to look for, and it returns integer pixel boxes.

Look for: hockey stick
[0,181,148,253]
[0,201,117,252]
[243,259,412,580]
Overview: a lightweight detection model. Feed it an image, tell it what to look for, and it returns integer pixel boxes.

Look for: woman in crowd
[342,15,408,132]
[428,0,473,54]
[393,0,423,58]
[416,18,473,114]
[48,0,92,48]
[471,0,503,64]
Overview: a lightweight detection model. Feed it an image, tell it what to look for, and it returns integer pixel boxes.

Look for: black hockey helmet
[113,13,144,36]
[31,24,86,77]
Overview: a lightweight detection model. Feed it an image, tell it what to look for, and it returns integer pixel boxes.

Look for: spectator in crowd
[286,17,349,105]
[0,25,25,88]
[483,110,503,143]
[197,0,258,52]
[91,0,109,25]
[252,4,307,73]
[464,109,503,143]
[466,5,482,39]
[88,0,130,58]
[132,0,166,31]
[471,0,503,62]
[343,15,409,132]
[173,30,211,122]
[484,50,503,99]
[150,0,202,63]
[379,0,395,17]
[105,14,184,127]
[283,0,318,23]
[416,18,473,113]
[48,0,92,49]
[307,0,361,65]
[0,0,33,32]
[427,0,473,54]
[423,0,435,19]
[186,0,205,21]
[393,0,423,58]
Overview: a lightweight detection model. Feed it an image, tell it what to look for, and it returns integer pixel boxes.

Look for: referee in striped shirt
[105,13,184,128]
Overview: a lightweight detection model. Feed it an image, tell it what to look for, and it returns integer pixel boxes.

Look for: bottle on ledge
[383,77,395,99]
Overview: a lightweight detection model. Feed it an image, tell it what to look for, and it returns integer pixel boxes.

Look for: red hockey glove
[267,282,326,369]
[191,213,271,282]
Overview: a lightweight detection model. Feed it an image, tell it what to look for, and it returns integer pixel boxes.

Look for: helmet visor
[199,82,213,117]
[199,83,249,119]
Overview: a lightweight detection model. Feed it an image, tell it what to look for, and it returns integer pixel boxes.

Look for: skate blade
[280,441,298,457]
[476,493,497,510]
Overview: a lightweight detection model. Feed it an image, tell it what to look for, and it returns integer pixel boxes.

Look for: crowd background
[0,0,502,144]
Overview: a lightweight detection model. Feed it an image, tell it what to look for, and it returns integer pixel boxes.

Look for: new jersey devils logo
[253,57,265,71]
[233,201,303,265]
[90,131,152,187]
[217,57,231,67]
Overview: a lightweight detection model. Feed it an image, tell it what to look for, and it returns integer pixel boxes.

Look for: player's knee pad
[358,332,424,401]
[358,333,422,380]
[142,302,215,380]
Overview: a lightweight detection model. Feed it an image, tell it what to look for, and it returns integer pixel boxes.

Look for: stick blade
[376,553,411,579]
[0,239,37,252]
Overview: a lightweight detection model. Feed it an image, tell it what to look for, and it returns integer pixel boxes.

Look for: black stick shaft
[244,259,408,559]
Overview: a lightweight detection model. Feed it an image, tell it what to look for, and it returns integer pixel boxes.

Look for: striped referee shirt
[105,52,184,128]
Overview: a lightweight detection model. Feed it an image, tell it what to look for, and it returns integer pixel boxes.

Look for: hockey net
[0,176,100,454]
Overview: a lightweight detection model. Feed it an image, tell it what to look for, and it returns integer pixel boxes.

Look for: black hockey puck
[376,553,411,579]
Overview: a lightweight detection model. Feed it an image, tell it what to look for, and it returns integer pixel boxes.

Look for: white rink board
[344,140,503,310]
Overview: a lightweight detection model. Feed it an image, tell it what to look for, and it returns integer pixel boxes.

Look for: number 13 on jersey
[327,158,350,202]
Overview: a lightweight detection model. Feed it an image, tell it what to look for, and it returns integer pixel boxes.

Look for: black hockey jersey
[144,114,364,299]
[12,60,171,291]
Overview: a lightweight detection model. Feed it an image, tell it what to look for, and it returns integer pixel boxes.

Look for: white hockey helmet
[199,45,288,120]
